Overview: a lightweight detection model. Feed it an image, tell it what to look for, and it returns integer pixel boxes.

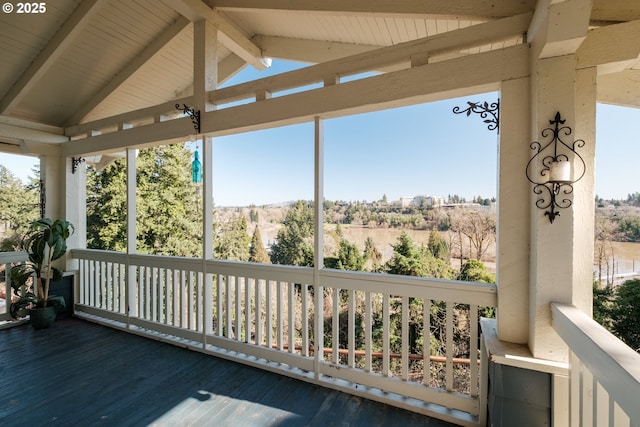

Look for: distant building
[411,195,445,208]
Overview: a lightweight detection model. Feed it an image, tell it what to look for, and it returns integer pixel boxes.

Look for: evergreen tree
[0,165,39,250]
[427,227,449,263]
[86,160,127,251]
[215,214,250,261]
[270,200,314,266]
[385,232,453,279]
[336,238,364,271]
[385,232,429,277]
[249,224,270,263]
[457,259,495,283]
[610,279,640,351]
[86,144,203,256]
[363,236,383,272]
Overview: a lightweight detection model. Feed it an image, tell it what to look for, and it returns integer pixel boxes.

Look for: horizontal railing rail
[71,249,496,426]
[552,303,640,427]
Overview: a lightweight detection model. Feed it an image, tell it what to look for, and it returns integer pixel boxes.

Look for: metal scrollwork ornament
[525,112,586,223]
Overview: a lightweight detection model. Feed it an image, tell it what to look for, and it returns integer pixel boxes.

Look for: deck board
[0,318,458,426]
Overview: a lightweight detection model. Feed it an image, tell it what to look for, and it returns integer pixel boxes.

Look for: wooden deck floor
[1,318,458,426]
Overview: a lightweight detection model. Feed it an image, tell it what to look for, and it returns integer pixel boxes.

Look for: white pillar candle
[549,160,571,182]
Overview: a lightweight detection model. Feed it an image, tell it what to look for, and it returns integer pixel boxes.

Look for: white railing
[0,251,28,322]
[71,249,497,426]
[552,303,640,427]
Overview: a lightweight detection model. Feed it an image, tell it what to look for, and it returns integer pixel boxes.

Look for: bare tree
[594,214,618,287]
[449,209,496,261]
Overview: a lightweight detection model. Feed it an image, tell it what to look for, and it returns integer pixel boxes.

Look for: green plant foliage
[385,231,453,279]
[457,259,495,283]
[249,225,270,263]
[618,216,640,242]
[335,238,365,271]
[610,279,640,351]
[86,144,203,256]
[215,215,250,261]
[9,219,74,318]
[592,281,613,329]
[0,165,39,250]
[270,201,314,266]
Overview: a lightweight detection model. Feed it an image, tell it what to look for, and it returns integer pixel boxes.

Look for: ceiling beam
[212,13,531,105]
[591,0,640,23]
[528,0,591,59]
[0,0,107,115]
[65,16,191,127]
[254,36,381,64]
[212,0,536,19]
[61,44,527,157]
[163,0,270,69]
[577,19,640,71]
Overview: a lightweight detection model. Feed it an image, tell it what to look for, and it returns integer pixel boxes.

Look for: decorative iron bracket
[176,104,200,133]
[452,99,500,132]
[71,157,85,174]
[525,112,586,223]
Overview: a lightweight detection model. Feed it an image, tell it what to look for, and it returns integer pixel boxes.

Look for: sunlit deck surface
[1,318,457,426]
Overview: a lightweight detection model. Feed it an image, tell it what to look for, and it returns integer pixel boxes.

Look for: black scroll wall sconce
[525,112,586,224]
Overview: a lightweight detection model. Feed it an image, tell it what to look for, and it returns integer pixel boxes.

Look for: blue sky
[1,60,639,206]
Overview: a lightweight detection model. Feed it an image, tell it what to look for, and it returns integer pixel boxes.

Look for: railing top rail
[70,249,496,306]
[0,251,28,264]
[552,303,640,422]
[321,268,497,306]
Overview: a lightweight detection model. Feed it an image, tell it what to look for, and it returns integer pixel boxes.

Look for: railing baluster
[332,288,340,365]
[383,293,390,376]
[255,278,262,346]
[235,276,242,341]
[266,280,273,349]
[215,274,223,336]
[402,296,408,381]
[288,281,295,354]
[424,298,431,386]
[470,304,478,396]
[225,275,233,338]
[348,289,355,367]
[277,281,284,351]
[365,291,372,372]
[445,301,454,392]
[302,284,309,357]
[244,277,251,343]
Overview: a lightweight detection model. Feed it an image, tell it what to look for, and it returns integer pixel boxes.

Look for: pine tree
[270,200,314,266]
[249,224,270,263]
[86,144,203,256]
[0,165,39,250]
[336,238,364,271]
[215,215,250,261]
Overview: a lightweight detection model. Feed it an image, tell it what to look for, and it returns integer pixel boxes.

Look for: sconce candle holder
[526,112,586,223]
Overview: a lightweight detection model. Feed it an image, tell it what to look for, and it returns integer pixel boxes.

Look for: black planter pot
[29,306,57,330]
[48,275,74,319]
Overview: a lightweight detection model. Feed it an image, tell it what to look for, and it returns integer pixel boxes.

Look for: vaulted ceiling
[0,0,639,154]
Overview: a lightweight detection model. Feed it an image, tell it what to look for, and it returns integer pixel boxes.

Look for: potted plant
[9,218,74,329]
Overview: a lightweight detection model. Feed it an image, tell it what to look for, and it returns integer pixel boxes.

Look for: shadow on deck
[1,318,458,426]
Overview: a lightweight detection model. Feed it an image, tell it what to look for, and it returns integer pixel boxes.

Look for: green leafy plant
[9,218,74,319]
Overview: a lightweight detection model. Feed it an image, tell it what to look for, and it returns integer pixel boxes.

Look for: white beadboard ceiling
[0,0,637,132]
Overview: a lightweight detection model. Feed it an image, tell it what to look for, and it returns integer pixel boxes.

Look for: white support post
[194,18,217,342]
[496,76,531,344]
[313,116,324,379]
[527,0,596,362]
[126,147,137,324]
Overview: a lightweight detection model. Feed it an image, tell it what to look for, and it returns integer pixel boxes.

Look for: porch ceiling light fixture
[526,112,586,224]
